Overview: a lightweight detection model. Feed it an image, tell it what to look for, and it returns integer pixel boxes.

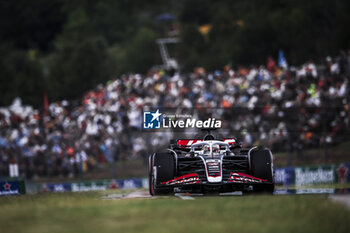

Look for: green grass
[0,191,349,233]
[274,141,350,167]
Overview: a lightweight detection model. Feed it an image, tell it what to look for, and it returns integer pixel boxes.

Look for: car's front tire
[249,148,275,194]
[149,152,175,195]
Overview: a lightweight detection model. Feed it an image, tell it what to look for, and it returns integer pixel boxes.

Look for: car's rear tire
[149,152,175,195]
[249,148,275,193]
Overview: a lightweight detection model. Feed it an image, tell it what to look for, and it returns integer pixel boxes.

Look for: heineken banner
[41,182,72,193]
[275,163,350,186]
[295,165,335,186]
[71,180,109,192]
[39,178,144,193]
[0,180,26,196]
[274,167,295,185]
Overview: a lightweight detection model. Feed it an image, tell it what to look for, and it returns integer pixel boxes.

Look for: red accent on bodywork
[222,138,237,145]
[177,140,202,146]
[177,138,237,147]
[230,172,267,181]
[161,173,199,184]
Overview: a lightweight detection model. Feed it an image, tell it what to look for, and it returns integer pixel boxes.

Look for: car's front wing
[161,172,271,187]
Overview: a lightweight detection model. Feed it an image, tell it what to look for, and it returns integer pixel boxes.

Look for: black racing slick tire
[250,148,275,193]
[149,152,175,195]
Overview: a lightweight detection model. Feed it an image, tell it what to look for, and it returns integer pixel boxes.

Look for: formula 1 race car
[148,132,275,195]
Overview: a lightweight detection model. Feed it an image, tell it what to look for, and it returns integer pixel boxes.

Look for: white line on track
[101,191,153,200]
[329,195,350,209]
[175,193,196,200]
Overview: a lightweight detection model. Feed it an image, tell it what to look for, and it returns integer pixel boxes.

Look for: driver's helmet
[203,144,210,154]
[212,144,220,156]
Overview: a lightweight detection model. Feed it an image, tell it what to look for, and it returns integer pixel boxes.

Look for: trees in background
[0,0,349,107]
[178,0,350,69]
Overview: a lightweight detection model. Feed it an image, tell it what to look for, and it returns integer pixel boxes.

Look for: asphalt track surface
[101,189,350,208]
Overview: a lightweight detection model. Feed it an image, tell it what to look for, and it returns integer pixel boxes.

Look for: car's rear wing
[176,138,240,148]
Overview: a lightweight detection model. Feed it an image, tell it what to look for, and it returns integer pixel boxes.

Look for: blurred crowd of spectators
[1,52,350,179]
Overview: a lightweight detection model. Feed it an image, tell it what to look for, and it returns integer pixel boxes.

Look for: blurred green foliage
[0,0,349,107]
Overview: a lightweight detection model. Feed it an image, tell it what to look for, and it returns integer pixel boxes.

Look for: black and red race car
[148,132,274,195]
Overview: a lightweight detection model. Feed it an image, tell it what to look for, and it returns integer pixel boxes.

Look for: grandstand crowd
[0,53,349,178]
